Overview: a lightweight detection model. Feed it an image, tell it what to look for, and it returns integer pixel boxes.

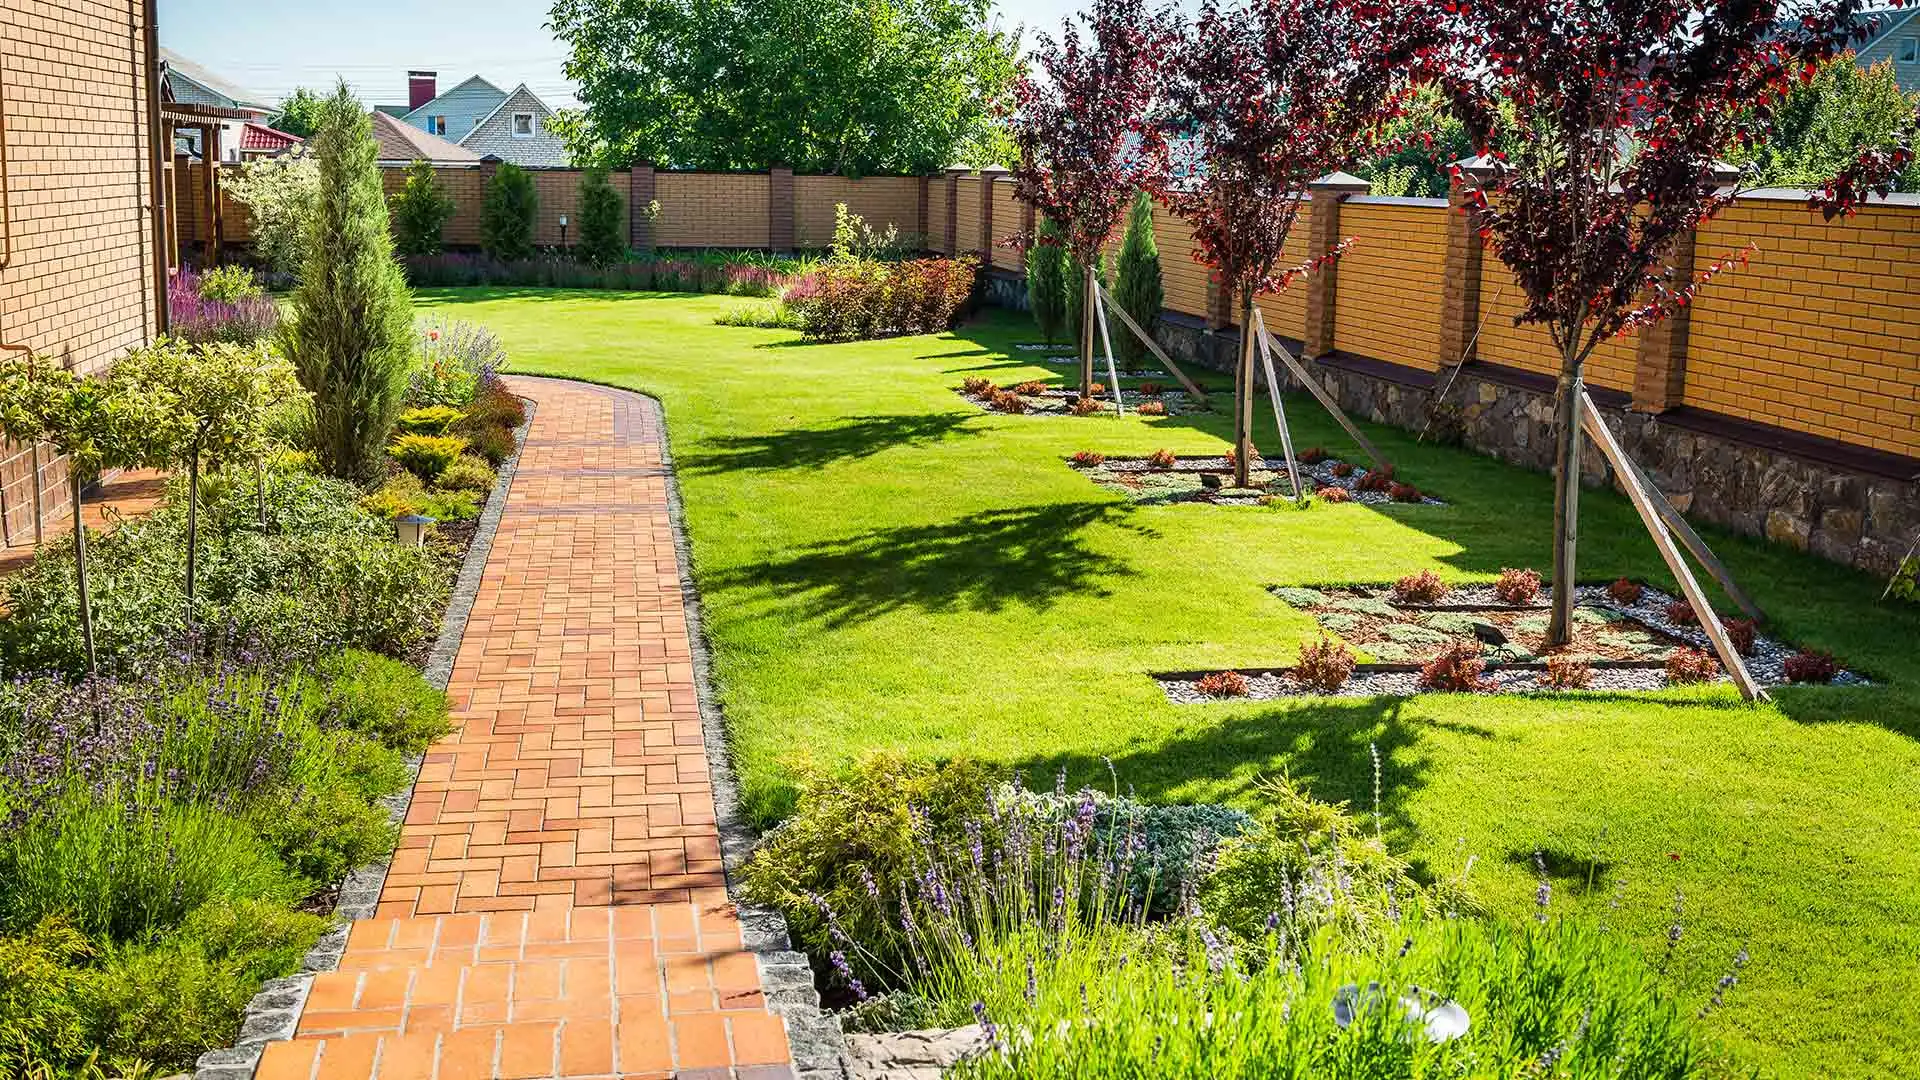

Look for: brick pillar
[944,167,966,255]
[1438,172,1486,368]
[1632,228,1698,413]
[1303,172,1370,360]
[768,166,795,253]
[629,164,657,251]
[979,166,1007,256]
[1206,273,1233,331]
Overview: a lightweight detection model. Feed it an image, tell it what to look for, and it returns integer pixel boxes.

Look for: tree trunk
[70,470,96,673]
[185,451,200,633]
[1079,261,1097,400]
[1546,341,1586,647]
[1234,289,1255,488]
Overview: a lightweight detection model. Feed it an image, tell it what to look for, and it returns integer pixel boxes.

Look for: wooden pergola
[158,100,253,268]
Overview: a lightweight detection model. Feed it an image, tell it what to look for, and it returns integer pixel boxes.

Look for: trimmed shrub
[1608,577,1645,604]
[1665,647,1721,684]
[1393,570,1449,604]
[576,169,628,266]
[282,85,414,482]
[988,389,1028,414]
[1026,217,1069,345]
[1331,461,1355,478]
[314,649,453,753]
[1111,191,1164,367]
[1420,641,1487,692]
[1070,450,1106,467]
[1495,567,1543,605]
[1355,465,1394,492]
[1147,449,1176,469]
[1298,446,1327,464]
[1725,617,1758,656]
[1196,670,1249,697]
[1137,381,1166,397]
[1295,635,1356,692]
[390,433,467,481]
[1136,399,1166,416]
[1544,653,1593,689]
[435,455,497,493]
[481,161,538,261]
[390,159,456,256]
[1665,599,1699,626]
[1388,481,1423,503]
[786,258,977,341]
[1012,380,1049,396]
[1071,395,1103,416]
[395,405,463,436]
[960,376,995,397]
[1784,650,1839,684]
[1316,485,1351,503]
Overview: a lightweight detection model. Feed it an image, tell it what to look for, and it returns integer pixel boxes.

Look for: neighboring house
[0,0,167,544]
[1851,5,1920,90]
[392,71,569,168]
[158,47,275,163]
[370,111,482,168]
[236,122,303,160]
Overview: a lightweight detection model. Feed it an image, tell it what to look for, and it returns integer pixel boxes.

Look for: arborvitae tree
[1111,190,1164,366]
[482,161,539,261]
[391,159,457,256]
[1025,216,1069,344]
[282,83,415,483]
[1065,250,1109,363]
[576,169,628,266]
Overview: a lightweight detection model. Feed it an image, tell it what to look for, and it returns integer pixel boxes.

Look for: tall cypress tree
[282,83,415,483]
[1111,191,1164,367]
[1025,217,1068,344]
[482,162,539,261]
[576,169,628,266]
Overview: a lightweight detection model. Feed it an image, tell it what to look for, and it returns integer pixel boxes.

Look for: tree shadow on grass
[679,413,989,475]
[708,502,1155,628]
[1014,695,1495,850]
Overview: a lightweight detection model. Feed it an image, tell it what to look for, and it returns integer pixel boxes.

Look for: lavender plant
[166,269,282,346]
[409,317,510,409]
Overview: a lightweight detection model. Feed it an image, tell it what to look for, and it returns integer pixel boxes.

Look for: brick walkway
[259,379,792,1079]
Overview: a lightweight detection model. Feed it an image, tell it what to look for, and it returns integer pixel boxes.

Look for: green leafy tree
[1731,55,1920,192]
[271,87,328,139]
[1065,250,1109,366]
[1025,216,1069,345]
[224,147,319,276]
[114,341,306,622]
[0,356,178,670]
[548,0,1021,175]
[576,169,628,265]
[281,83,415,483]
[1111,191,1164,366]
[482,162,539,261]
[390,160,457,256]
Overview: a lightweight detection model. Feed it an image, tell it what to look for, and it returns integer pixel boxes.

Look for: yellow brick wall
[926,180,952,254]
[0,0,160,540]
[1150,202,1211,319]
[1252,202,1314,338]
[1333,201,1448,369]
[989,180,1025,270]
[1688,199,1920,457]
[654,172,769,248]
[1475,261,1640,392]
[953,176,983,254]
[794,176,922,248]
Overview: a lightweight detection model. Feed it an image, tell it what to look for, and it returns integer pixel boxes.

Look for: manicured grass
[417,288,1920,1079]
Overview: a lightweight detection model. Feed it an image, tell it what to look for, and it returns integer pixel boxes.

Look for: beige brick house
[0,0,168,545]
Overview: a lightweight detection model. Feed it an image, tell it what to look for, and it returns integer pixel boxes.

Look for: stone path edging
[193,401,540,1080]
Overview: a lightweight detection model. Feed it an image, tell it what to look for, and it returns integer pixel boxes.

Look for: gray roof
[370,111,484,166]
[159,47,273,113]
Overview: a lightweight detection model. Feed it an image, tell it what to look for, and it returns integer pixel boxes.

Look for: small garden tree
[282,84,415,483]
[114,341,305,623]
[482,162,539,261]
[390,159,457,256]
[1112,190,1163,367]
[1026,215,1069,345]
[1164,0,1427,486]
[225,146,319,277]
[1731,54,1920,192]
[1009,0,1177,398]
[576,168,628,266]
[1441,0,1915,645]
[0,356,176,671]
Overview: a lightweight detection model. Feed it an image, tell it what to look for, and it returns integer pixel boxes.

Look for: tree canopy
[1730,54,1920,193]
[271,87,327,139]
[548,0,1021,175]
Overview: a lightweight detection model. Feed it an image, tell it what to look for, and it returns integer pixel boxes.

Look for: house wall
[0,0,160,543]
[401,77,505,143]
[459,86,568,169]
[1854,14,1920,92]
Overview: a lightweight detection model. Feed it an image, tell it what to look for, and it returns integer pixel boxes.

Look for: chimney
[408,71,437,111]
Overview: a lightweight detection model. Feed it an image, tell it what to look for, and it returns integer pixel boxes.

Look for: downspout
[0,48,33,544]
[140,0,169,334]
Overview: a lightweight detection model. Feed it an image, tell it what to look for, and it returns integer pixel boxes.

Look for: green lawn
[418,288,1920,1079]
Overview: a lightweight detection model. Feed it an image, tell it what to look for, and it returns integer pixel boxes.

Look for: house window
[428,116,447,136]
[1901,39,1918,63]
[512,113,535,137]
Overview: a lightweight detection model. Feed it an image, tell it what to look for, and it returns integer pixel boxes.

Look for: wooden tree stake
[1097,289,1209,404]
[1091,282,1126,418]
[1257,325,1389,471]
[1253,310,1303,499]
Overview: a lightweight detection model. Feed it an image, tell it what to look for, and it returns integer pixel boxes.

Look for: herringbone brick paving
[258,378,791,1079]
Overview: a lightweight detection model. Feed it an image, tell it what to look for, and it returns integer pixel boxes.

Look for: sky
[155,0,1088,113]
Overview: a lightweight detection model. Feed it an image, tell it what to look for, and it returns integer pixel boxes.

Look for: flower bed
[957,381,1206,419]
[1153,580,1862,701]
[1068,452,1446,506]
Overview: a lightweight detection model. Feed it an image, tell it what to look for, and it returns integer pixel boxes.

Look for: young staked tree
[1064,250,1111,368]
[1111,189,1164,367]
[282,83,416,484]
[1440,0,1914,645]
[1026,215,1070,344]
[1164,0,1428,486]
[391,159,457,256]
[1009,0,1177,398]
[576,169,628,266]
[482,162,540,261]
[0,355,176,671]
[114,340,305,627]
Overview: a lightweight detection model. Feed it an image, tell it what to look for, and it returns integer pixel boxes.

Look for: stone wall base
[981,275,1920,577]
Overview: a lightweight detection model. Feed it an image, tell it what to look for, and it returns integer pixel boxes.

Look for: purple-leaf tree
[1441,0,1914,645]
[1010,0,1178,398]
[1163,0,1432,486]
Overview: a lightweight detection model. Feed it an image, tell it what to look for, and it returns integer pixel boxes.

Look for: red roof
[239,123,301,153]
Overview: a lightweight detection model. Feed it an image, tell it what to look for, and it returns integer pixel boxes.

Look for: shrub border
[192,399,536,1080]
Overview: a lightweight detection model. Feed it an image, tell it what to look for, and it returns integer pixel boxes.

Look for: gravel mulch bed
[1153,579,1864,702]
[1069,454,1446,507]
[958,385,1206,418]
